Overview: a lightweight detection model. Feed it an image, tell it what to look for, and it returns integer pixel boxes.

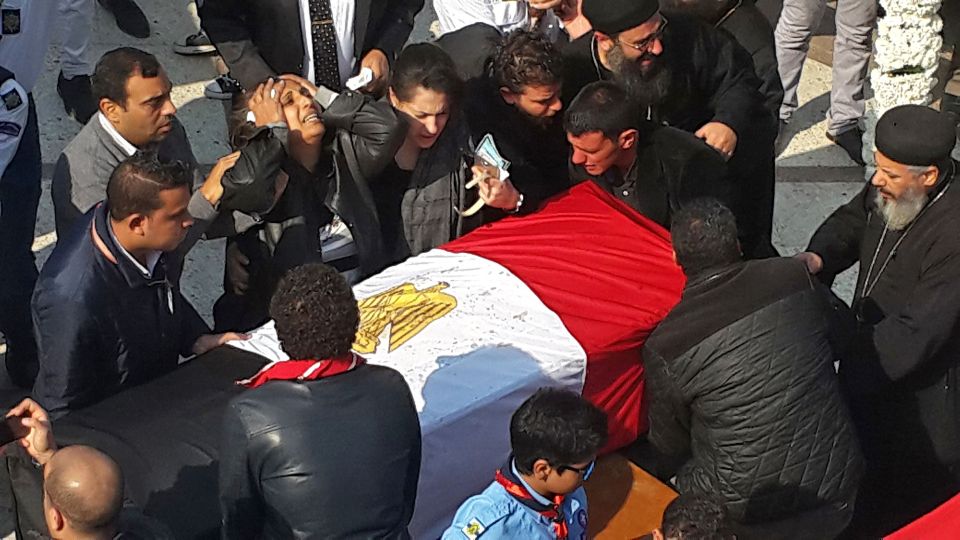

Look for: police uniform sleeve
[440,494,512,539]
[0,78,28,177]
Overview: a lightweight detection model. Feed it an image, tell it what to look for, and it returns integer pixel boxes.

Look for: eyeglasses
[617,15,669,53]
[558,460,596,481]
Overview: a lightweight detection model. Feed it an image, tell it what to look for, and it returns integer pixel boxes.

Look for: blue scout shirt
[441,461,589,540]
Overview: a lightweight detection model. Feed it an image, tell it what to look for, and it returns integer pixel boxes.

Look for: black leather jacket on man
[218,363,422,539]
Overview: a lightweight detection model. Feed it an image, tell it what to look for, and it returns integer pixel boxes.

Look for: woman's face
[280,80,326,143]
[390,86,451,149]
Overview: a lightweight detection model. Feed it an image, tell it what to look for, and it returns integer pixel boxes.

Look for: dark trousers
[212,232,275,333]
[841,389,960,538]
[0,95,40,388]
[730,120,779,259]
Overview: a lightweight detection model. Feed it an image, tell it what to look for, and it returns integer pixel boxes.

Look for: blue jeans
[0,94,41,387]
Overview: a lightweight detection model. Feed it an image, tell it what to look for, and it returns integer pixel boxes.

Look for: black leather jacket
[213,90,404,329]
[218,364,422,539]
[231,89,405,277]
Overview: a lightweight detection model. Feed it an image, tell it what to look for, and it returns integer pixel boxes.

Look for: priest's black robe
[561,14,776,258]
[807,169,960,534]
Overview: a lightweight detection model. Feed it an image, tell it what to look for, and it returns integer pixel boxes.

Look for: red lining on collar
[90,205,119,265]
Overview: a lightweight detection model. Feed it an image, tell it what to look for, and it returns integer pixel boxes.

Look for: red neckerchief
[238,352,364,388]
[495,465,569,540]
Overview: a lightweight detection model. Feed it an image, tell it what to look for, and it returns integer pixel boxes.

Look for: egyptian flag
[442,181,685,447]
[886,494,960,539]
[231,181,684,536]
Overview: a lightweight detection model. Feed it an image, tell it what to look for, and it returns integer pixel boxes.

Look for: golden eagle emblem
[353,282,458,353]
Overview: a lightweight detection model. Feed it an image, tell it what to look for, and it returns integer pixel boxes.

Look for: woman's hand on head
[278,74,319,97]
[248,78,286,127]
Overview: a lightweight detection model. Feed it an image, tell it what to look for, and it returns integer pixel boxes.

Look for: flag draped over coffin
[235,181,686,450]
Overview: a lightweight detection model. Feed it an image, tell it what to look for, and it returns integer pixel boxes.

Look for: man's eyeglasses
[617,15,669,53]
[559,460,596,481]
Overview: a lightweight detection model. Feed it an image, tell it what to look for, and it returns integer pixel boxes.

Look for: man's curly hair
[493,29,564,94]
[270,264,359,360]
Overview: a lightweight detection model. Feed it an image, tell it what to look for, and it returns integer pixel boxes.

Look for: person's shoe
[205,74,243,100]
[97,0,150,38]
[57,72,98,124]
[826,128,866,166]
[174,30,216,55]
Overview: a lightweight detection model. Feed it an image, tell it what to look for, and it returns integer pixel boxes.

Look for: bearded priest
[797,104,960,537]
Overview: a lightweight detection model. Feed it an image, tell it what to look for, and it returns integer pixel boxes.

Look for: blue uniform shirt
[441,463,589,540]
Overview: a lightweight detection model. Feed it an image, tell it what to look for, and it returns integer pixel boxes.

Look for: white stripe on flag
[351,249,586,415]
[230,249,588,412]
[228,248,588,538]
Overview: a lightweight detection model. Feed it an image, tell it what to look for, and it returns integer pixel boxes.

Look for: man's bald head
[44,446,124,537]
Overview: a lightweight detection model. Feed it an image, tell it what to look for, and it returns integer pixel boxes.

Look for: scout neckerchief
[494,460,569,540]
[238,352,364,388]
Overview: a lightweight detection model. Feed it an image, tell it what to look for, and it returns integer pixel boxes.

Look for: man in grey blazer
[51,47,230,242]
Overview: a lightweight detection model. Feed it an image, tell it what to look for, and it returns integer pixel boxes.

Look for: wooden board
[585,453,678,539]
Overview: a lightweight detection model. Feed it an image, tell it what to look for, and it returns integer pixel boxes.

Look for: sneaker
[57,72,98,124]
[174,30,216,55]
[205,74,243,100]
[826,128,866,166]
[97,0,150,38]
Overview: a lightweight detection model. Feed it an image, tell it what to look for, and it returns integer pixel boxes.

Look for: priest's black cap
[876,105,957,166]
[582,0,659,35]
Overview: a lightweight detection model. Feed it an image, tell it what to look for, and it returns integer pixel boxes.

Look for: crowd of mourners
[1,0,960,538]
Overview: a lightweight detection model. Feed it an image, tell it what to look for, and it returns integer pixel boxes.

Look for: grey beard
[875,188,928,231]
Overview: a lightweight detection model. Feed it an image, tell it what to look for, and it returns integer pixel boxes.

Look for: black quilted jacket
[643,258,863,533]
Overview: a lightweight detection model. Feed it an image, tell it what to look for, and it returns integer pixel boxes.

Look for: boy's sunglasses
[559,460,596,481]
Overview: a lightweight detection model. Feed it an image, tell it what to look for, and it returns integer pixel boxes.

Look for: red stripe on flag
[886,494,960,540]
[444,181,685,452]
